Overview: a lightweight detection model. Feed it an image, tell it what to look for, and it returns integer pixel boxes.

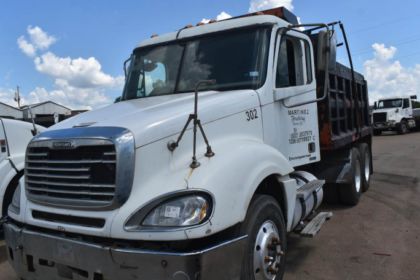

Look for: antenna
[167,80,216,168]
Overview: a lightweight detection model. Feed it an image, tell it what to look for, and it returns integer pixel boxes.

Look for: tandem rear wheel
[323,146,371,205]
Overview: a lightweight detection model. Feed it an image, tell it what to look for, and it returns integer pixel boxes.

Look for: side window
[137,62,167,97]
[403,99,410,108]
[276,36,306,88]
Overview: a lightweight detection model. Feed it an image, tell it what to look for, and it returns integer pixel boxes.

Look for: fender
[0,159,18,217]
[109,135,295,240]
[7,153,25,171]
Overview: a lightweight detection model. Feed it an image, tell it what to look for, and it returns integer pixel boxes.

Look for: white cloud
[27,83,111,110]
[34,52,123,89]
[27,26,57,50]
[0,87,16,105]
[17,36,36,57]
[297,17,305,31]
[17,26,56,57]
[249,0,294,13]
[363,44,420,104]
[31,52,124,109]
[15,25,124,110]
[201,11,232,23]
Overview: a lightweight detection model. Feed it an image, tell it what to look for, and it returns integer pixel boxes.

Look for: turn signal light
[1,139,6,153]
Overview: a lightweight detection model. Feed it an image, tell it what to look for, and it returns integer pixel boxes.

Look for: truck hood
[373,108,397,114]
[47,90,260,148]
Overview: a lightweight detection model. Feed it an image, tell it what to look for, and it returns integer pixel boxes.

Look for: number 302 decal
[245,109,258,121]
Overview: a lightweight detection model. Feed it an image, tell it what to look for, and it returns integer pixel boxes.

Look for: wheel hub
[253,221,282,280]
[355,159,361,192]
[365,152,370,182]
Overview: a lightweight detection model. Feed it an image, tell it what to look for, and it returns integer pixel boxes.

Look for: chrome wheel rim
[365,152,370,182]
[253,221,282,280]
[355,159,361,192]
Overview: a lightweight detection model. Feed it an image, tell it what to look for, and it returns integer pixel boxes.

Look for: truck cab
[372,95,419,135]
[3,7,372,280]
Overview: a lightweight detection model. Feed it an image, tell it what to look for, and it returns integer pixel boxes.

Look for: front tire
[340,148,363,205]
[238,195,286,280]
[397,121,408,134]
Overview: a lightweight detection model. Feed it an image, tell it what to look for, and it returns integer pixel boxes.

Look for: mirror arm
[280,23,330,108]
[123,55,132,79]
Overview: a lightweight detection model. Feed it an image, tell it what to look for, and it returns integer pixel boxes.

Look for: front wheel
[397,120,408,134]
[238,195,286,280]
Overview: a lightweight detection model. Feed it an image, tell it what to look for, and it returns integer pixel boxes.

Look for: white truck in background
[372,95,420,135]
[0,118,44,222]
[3,7,373,280]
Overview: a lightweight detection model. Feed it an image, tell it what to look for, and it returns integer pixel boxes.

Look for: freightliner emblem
[52,141,75,149]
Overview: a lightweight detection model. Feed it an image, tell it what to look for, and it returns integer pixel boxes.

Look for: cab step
[296,179,325,200]
[300,212,332,238]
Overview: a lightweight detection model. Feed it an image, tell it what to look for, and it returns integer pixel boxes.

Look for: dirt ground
[1,130,420,280]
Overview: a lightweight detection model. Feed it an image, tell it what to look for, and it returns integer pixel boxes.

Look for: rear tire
[397,120,408,135]
[238,195,286,280]
[373,130,382,136]
[357,143,371,192]
[340,148,363,205]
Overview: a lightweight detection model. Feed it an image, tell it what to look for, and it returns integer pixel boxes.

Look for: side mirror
[317,30,337,71]
[374,102,377,110]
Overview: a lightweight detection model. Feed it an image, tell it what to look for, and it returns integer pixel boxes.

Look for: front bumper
[4,221,247,280]
[373,122,398,130]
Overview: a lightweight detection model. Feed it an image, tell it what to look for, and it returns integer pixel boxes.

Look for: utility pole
[14,86,21,108]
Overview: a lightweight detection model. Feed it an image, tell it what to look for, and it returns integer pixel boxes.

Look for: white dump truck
[0,117,44,223]
[372,95,420,135]
[3,7,373,280]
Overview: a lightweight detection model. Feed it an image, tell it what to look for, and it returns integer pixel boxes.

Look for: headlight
[143,195,209,227]
[125,193,213,230]
[9,184,21,214]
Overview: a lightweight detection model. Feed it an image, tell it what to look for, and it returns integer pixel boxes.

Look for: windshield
[378,99,402,109]
[123,28,271,100]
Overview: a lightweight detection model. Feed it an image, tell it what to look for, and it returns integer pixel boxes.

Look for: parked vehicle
[372,96,420,135]
[3,7,373,280]
[0,117,44,222]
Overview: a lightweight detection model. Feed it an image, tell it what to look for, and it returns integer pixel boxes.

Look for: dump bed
[306,24,373,152]
[315,63,371,150]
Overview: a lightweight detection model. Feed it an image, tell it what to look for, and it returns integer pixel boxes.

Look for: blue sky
[1,0,420,109]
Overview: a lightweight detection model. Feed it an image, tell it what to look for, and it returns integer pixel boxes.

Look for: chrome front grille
[24,127,135,210]
[26,143,117,206]
[373,112,387,123]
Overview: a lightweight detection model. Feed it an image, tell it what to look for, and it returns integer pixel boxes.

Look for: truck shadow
[379,130,420,137]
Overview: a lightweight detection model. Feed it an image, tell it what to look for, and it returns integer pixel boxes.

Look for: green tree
[413,100,420,109]
[114,96,121,103]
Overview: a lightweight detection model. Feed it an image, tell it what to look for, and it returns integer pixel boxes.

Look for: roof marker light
[151,34,159,38]
[209,19,217,23]
[256,12,265,15]
[197,22,205,26]
[185,25,193,28]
